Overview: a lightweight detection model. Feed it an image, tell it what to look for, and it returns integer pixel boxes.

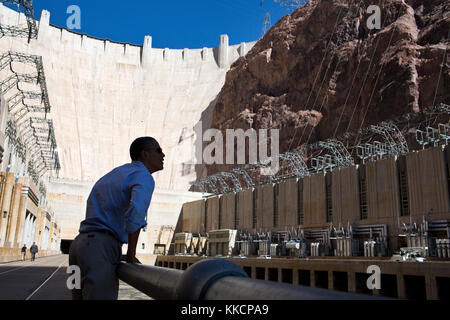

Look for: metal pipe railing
[117,258,387,300]
[117,263,183,300]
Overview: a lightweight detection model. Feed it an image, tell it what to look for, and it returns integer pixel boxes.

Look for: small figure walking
[21,244,27,261]
[30,242,38,261]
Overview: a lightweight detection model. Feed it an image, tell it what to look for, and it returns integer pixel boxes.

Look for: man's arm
[125,228,141,263]
[123,172,155,263]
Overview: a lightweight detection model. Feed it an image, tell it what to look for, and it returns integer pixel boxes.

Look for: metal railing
[117,258,386,300]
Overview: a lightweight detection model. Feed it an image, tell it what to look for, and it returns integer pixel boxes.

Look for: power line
[344,4,393,134]
[355,10,401,143]
[287,0,349,152]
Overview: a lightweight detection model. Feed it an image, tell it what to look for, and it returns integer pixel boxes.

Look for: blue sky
[27,0,291,49]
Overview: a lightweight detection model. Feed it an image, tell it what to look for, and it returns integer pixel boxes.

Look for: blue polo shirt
[79,161,155,243]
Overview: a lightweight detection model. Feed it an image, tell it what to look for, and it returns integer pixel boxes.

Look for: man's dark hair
[130,137,157,161]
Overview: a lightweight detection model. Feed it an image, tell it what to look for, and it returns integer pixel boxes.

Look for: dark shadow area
[380,274,398,298]
[243,266,252,277]
[437,276,450,300]
[355,272,372,295]
[168,208,184,255]
[315,270,328,289]
[404,275,426,300]
[192,95,218,185]
[255,267,265,280]
[298,269,310,286]
[60,239,73,254]
[268,268,278,282]
[333,271,348,292]
[282,268,293,284]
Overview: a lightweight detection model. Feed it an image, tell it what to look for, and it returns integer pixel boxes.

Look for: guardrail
[117,258,386,300]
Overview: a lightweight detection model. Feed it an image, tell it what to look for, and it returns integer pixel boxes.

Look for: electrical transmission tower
[0,1,60,190]
[262,10,271,36]
[0,0,38,41]
[273,0,309,12]
[259,0,310,36]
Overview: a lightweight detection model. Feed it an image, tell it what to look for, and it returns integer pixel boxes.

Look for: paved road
[0,254,70,300]
[0,254,151,300]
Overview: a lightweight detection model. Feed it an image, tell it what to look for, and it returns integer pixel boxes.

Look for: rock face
[209,0,449,175]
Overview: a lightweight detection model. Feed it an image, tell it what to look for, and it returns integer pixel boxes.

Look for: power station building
[160,144,450,300]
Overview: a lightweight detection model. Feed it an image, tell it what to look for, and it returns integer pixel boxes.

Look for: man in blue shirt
[69,137,165,300]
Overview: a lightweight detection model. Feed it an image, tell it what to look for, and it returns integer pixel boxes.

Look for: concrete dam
[0,3,256,263]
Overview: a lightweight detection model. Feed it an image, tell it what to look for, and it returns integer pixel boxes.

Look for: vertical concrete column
[0,172,15,246]
[81,35,88,50]
[348,272,356,293]
[104,40,111,54]
[141,35,152,67]
[278,268,282,283]
[397,275,406,299]
[48,221,54,251]
[56,227,61,251]
[310,270,315,288]
[37,10,50,42]
[425,274,438,300]
[239,42,246,57]
[22,212,30,245]
[251,266,256,279]
[264,267,268,281]
[34,209,44,245]
[218,34,229,68]
[5,183,22,247]
[31,216,37,244]
[328,270,334,290]
[293,269,299,285]
[27,214,33,244]
[202,47,208,61]
[13,191,27,247]
[124,44,132,57]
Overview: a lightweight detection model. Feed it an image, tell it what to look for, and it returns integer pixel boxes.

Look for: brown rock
[208,0,449,176]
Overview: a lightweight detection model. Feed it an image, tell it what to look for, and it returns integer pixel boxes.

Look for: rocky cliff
[208,0,449,175]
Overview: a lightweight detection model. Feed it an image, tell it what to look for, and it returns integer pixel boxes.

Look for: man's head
[130,137,165,174]
[33,242,35,245]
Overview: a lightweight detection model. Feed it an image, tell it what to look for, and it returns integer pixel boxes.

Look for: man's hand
[125,254,141,264]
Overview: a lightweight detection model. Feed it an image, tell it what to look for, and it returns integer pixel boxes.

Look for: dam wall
[0,4,257,191]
